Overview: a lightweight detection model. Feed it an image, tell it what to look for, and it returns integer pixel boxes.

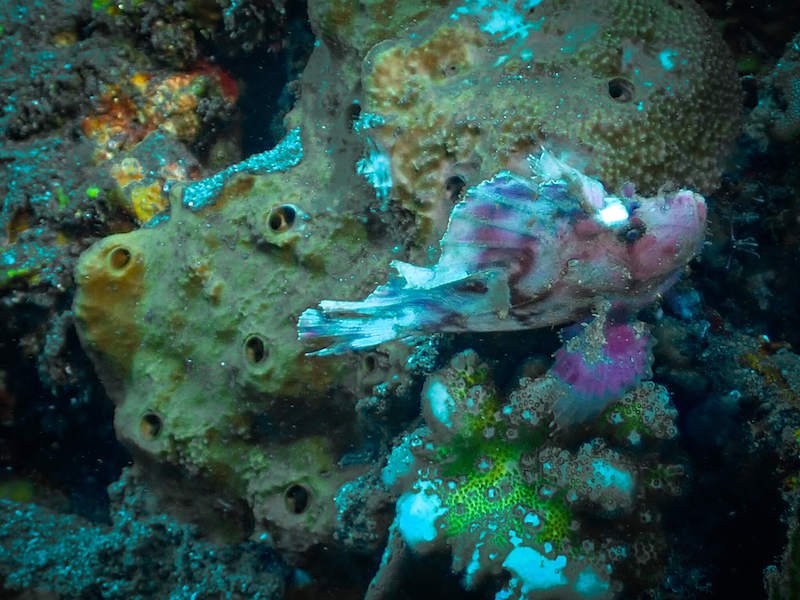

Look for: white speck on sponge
[396,483,448,548]
[502,546,568,592]
[425,380,455,430]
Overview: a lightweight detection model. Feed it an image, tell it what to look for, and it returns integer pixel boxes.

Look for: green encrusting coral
[375,349,685,598]
[440,439,573,548]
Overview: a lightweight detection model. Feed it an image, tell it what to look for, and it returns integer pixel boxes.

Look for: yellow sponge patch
[74,233,146,377]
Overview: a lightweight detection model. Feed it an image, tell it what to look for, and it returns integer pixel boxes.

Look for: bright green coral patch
[441,440,572,548]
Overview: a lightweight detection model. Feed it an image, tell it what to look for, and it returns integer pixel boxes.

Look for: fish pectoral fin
[484,270,513,314]
[431,268,513,326]
[391,259,474,290]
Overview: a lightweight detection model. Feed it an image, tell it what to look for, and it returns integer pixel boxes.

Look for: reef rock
[72,0,737,563]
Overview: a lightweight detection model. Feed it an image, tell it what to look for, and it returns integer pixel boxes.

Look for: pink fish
[299,150,705,421]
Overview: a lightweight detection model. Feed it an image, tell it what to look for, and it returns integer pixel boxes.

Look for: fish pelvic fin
[550,314,653,428]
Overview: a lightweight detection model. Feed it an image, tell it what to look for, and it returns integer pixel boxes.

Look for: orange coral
[81,66,237,163]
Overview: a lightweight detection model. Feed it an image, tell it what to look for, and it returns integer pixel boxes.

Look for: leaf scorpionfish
[299,150,706,425]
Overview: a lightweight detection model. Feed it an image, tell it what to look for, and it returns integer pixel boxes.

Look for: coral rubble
[0,469,288,599]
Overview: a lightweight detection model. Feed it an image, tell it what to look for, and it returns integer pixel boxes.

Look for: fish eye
[618,221,646,244]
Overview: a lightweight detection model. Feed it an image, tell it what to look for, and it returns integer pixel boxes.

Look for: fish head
[616,189,707,283]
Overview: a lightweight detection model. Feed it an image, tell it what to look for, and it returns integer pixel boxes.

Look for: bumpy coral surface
[371,350,684,599]
[357,0,740,236]
[748,32,800,143]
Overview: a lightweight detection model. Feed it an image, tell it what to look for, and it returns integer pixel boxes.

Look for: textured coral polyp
[81,68,236,163]
[377,346,685,598]
[772,35,800,141]
[440,441,573,546]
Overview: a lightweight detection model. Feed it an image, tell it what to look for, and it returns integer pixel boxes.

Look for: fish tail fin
[298,264,507,356]
[298,308,397,356]
[298,295,422,356]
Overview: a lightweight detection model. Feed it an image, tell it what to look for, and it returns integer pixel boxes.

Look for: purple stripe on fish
[477,245,536,284]
[463,200,532,222]
[474,175,536,200]
[459,225,530,248]
[449,213,541,240]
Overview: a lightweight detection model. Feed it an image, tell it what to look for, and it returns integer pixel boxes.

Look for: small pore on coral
[607,78,635,103]
[284,483,310,514]
[244,334,268,364]
[268,204,297,233]
[139,411,163,440]
[347,102,362,130]
[107,246,132,271]
[363,353,378,373]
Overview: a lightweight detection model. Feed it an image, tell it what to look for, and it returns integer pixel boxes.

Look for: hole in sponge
[444,175,466,201]
[608,78,635,103]
[244,335,268,364]
[140,412,163,440]
[268,205,297,233]
[347,102,362,130]
[108,246,132,270]
[284,484,310,514]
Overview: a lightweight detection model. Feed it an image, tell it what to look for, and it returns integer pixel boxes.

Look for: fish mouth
[694,194,708,224]
[668,190,707,228]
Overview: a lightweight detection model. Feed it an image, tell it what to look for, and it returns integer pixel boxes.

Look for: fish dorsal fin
[530,149,607,215]
[438,172,545,269]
